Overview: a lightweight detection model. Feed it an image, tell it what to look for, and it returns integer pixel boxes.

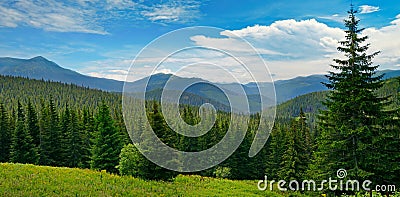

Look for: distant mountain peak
[30,56,48,61]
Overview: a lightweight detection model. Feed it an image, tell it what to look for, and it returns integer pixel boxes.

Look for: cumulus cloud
[193,19,345,62]
[363,14,400,68]
[187,16,400,81]
[359,5,380,14]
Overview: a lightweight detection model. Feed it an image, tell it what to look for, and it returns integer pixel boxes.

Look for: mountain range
[2,56,400,112]
[0,56,123,92]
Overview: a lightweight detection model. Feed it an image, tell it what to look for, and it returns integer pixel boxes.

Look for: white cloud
[80,59,130,81]
[359,5,380,14]
[79,56,174,81]
[318,14,345,23]
[363,14,400,68]
[0,0,202,34]
[193,19,344,62]
[0,0,107,34]
[87,72,126,81]
[105,0,137,10]
[0,5,24,27]
[141,1,200,24]
[190,35,284,56]
[186,16,400,81]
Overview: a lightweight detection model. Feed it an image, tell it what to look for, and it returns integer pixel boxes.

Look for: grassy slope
[0,163,288,197]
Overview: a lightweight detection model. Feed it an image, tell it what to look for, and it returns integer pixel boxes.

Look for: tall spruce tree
[279,110,311,181]
[38,98,62,166]
[313,7,390,184]
[26,100,40,148]
[0,102,11,162]
[279,123,300,181]
[10,101,38,164]
[60,103,71,166]
[113,107,131,146]
[60,105,84,167]
[90,103,121,174]
[140,102,178,180]
[297,108,312,174]
[80,107,95,168]
[265,124,287,180]
[66,109,83,167]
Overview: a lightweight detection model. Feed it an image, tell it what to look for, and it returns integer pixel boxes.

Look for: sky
[0,0,399,83]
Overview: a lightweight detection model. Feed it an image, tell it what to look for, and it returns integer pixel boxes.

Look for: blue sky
[0,0,399,82]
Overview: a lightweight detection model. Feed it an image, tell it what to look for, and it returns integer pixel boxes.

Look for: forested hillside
[275,77,400,127]
[0,74,319,185]
[0,75,121,112]
[0,75,270,180]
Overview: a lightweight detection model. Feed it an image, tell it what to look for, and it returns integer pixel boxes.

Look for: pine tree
[113,107,130,146]
[265,124,287,180]
[10,101,38,164]
[297,108,312,176]
[90,103,121,174]
[66,109,83,167]
[80,107,95,168]
[145,102,178,179]
[59,103,71,166]
[313,7,391,184]
[279,111,311,181]
[279,124,300,181]
[0,102,11,162]
[128,101,179,180]
[26,100,40,148]
[38,98,62,166]
[59,105,84,167]
[178,106,198,152]
[224,114,266,180]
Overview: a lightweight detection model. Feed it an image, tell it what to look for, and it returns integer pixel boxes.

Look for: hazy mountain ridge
[0,56,124,92]
[1,56,400,110]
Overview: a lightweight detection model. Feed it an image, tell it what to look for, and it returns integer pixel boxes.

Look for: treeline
[0,95,316,181]
[0,99,129,172]
[0,75,317,180]
[0,75,121,113]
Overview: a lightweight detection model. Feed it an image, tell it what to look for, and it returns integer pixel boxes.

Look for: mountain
[243,70,400,104]
[124,73,275,112]
[273,75,328,103]
[0,56,123,92]
[141,88,232,112]
[1,56,400,110]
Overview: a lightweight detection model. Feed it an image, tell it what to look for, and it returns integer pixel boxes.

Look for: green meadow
[0,163,289,197]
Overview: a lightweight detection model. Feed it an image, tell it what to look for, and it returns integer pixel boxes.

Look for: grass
[0,163,288,196]
[4,163,396,196]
